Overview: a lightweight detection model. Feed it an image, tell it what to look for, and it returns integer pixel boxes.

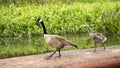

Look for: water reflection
[0,33,119,59]
[0,34,120,48]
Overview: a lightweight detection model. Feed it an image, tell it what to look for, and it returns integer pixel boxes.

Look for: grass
[0,2,120,37]
[0,0,120,5]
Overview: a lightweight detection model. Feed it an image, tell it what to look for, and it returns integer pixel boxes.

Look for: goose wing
[92,33,106,42]
[54,35,76,46]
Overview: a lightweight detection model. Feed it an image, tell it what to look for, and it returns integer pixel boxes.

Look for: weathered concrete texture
[0,45,120,68]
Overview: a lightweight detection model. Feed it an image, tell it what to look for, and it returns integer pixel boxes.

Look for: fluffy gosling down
[35,18,78,58]
[84,25,107,52]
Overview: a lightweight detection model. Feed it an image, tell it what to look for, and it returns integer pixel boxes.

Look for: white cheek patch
[39,19,43,22]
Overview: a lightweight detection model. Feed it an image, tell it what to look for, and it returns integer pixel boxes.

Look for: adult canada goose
[84,25,107,52]
[35,18,78,58]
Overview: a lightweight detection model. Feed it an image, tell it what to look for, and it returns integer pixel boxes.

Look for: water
[0,33,120,59]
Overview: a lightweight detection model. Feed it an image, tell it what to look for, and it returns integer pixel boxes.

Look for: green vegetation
[0,1,120,37]
[0,0,120,5]
[0,0,120,59]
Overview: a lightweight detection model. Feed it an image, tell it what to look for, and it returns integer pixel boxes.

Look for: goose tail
[102,37,107,43]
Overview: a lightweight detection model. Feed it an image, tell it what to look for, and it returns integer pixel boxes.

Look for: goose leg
[49,50,57,57]
[94,42,97,52]
[58,49,61,57]
[101,43,106,50]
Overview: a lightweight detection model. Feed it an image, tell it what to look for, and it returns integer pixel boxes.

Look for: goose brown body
[44,34,77,49]
[89,33,107,43]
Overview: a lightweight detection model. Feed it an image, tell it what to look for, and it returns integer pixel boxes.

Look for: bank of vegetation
[0,0,120,37]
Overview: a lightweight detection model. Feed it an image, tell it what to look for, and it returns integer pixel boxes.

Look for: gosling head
[84,25,90,29]
[35,18,43,25]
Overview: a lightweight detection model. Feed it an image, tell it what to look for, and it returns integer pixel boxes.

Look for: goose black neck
[41,21,47,34]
